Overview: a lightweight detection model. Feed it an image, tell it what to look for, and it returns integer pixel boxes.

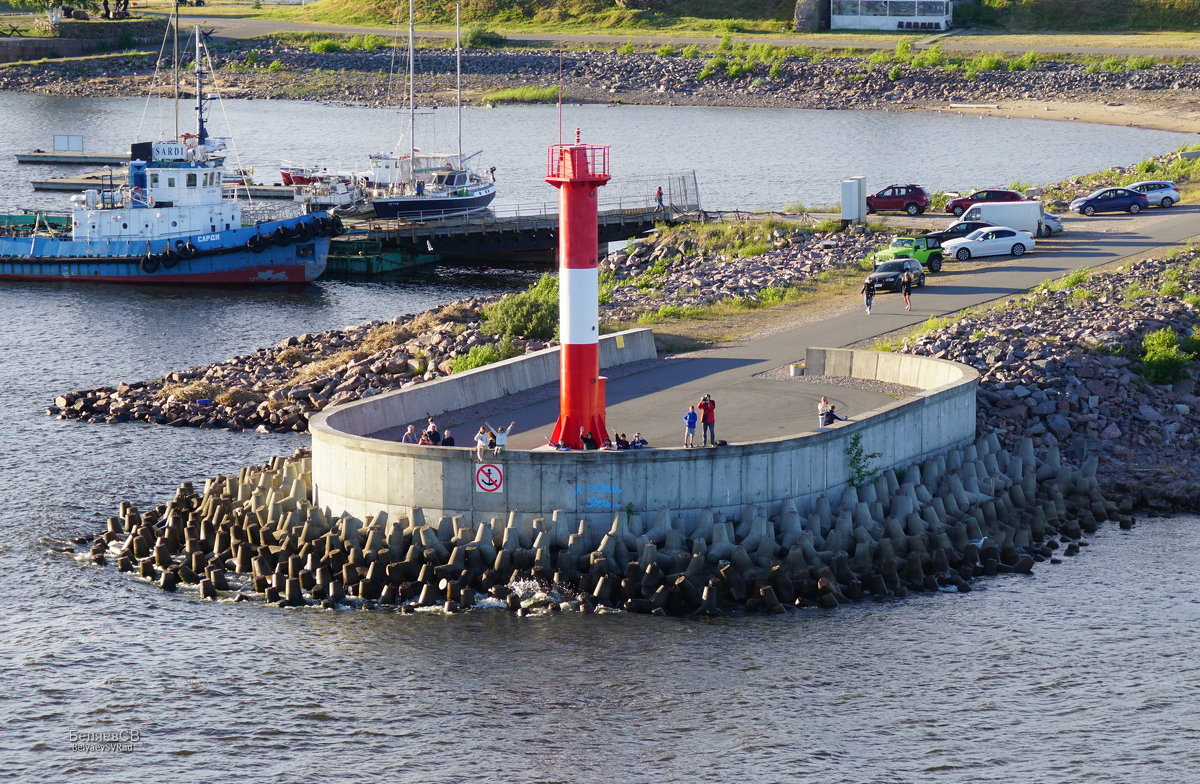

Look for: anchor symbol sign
[475,463,504,494]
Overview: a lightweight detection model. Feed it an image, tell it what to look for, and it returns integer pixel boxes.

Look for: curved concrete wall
[311,345,978,529]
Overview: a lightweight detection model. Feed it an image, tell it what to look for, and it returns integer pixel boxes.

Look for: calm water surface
[1,93,1198,782]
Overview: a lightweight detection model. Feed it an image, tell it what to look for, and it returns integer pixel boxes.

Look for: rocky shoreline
[2,43,1199,127]
[900,251,1200,513]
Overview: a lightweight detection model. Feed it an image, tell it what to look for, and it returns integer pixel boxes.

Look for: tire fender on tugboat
[140,254,160,274]
[174,239,197,260]
[247,233,266,253]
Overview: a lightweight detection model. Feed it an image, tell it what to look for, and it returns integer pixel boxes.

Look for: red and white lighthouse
[546,135,611,450]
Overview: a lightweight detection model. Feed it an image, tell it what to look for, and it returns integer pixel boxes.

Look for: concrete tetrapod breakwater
[78,429,1130,616]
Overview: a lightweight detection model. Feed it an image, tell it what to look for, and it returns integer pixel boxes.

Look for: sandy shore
[923,97,1200,134]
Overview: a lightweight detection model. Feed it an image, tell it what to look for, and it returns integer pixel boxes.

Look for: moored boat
[0,30,338,284]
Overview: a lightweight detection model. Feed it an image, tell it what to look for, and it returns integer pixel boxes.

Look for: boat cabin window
[167,177,176,188]
[187,173,197,187]
[150,174,159,187]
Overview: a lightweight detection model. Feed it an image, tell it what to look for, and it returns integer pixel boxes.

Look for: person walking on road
[900,271,913,311]
[697,394,716,447]
[682,405,698,448]
[654,186,664,212]
[861,277,876,314]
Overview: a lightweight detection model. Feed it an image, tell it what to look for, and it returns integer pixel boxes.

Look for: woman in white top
[817,396,831,428]
[487,421,515,455]
[473,425,490,461]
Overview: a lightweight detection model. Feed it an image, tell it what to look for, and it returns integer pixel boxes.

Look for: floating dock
[16,151,130,165]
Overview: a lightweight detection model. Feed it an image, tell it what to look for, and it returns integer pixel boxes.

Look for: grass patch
[160,382,224,403]
[480,85,559,104]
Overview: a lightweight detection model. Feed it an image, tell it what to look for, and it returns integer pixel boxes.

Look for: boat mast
[194,27,208,145]
[456,1,462,164]
[407,0,415,188]
[172,0,179,138]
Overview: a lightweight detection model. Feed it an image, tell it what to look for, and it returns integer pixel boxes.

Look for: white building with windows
[830,0,953,31]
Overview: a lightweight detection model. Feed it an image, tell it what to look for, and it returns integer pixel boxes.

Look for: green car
[873,236,943,273]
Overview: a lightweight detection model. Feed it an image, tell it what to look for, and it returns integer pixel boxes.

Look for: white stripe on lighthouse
[559,266,599,345]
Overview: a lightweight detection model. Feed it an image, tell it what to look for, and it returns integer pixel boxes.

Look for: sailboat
[0,28,337,283]
[296,1,496,221]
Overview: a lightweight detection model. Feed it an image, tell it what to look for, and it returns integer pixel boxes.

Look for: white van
[962,201,1050,237]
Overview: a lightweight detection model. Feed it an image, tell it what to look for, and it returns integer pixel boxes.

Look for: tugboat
[0,30,338,284]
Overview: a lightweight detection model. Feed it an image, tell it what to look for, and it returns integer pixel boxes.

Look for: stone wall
[310,346,979,530]
[32,17,168,40]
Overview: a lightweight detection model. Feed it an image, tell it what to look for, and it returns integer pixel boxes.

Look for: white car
[941,226,1036,261]
[1041,212,1064,236]
[1127,180,1181,208]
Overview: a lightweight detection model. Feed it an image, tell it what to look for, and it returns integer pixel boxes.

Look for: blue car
[1069,187,1150,216]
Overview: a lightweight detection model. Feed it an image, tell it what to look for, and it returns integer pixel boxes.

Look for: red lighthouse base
[550,343,606,449]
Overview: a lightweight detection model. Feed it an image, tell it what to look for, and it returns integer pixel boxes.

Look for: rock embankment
[73,431,1128,616]
[48,297,553,432]
[901,252,1200,512]
[1,45,1197,114]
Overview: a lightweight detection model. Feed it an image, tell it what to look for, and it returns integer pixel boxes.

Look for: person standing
[441,429,455,447]
[424,416,441,445]
[861,277,876,315]
[654,186,664,212]
[400,425,418,444]
[682,405,698,448]
[817,396,831,429]
[697,394,716,447]
[473,425,490,461]
[900,271,913,311]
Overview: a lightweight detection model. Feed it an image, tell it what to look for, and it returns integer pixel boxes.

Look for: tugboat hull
[0,214,333,283]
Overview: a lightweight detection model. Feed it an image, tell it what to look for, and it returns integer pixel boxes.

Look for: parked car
[1069,187,1150,215]
[873,235,943,272]
[865,184,929,215]
[923,220,992,244]
[945,188,1024,217]
[1040,212,1064,235]
[868,258,926,291]
[941,226,1036,261]
[1127,180,1181,208]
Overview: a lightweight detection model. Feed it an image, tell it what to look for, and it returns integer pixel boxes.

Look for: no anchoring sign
[475,463,504,494]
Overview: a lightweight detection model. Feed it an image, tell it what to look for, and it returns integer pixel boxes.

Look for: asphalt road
[169,12,1200,57]
[435,205,1200,451]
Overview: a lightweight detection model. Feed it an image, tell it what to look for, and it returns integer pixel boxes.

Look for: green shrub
[267,59,284,73]
[681,44,700,59]
[910,43,944,68]
[1126,54,1156,70]
[1140,328,1194,384]
[717,34,734,52]
[451,337,521,373]
[244,50,259,66]
[481,273,558,339]
[887,64,902,81]
[657,45,676,57]
[310,39,342,54]
[894,39,912,61]
[1160,280,1184,297]
[617,40,635,55]
[1007,50,1038,71]
[462,23,506,48]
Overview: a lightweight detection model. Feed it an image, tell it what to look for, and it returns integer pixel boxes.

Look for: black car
[868,259,926,291]
[923,220,992,245]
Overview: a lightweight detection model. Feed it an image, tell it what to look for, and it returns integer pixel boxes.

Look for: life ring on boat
[247,233,266,253]
[130,187,147,205]
[174,239,197,260]
[140,255,160,274]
